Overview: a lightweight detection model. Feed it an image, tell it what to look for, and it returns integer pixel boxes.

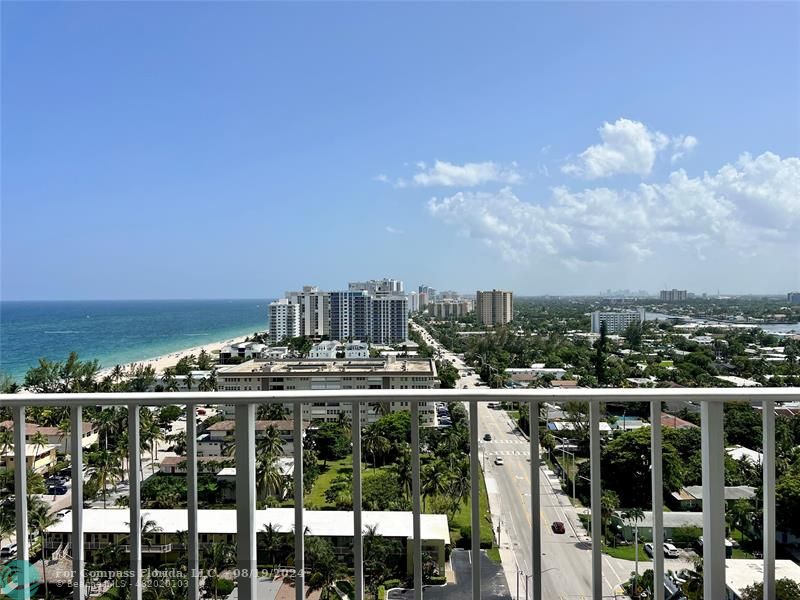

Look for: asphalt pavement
[387,549,511,600]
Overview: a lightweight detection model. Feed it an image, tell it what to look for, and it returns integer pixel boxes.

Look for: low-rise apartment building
[46,508,450,576]
[1,443,59,473]
[197,419,306,456]
[0,420,98,453]
[217,357,438,426]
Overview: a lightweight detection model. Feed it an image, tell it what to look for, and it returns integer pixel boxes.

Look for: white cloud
[671,134,699,163]
[385,226,403,235]
[373,174,390,183]
[430,152,799,266]
[562,118,673,179]
[384,160,522,188]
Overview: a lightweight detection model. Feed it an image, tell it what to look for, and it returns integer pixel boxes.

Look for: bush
[214,579,235,596]
[671,526,703,548]
[383,579,401,589]
[377,585,386,600]
[426,576,447,585]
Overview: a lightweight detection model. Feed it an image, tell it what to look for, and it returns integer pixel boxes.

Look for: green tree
[29,499,58,597]
[202,542,235,600]
[740,578,800,600]
[309,422,350,463]
[624,507,645,596]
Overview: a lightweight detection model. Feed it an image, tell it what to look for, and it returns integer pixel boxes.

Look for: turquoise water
[0,299,271,381]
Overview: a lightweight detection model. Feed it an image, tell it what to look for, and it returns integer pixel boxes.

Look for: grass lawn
[486,547,501,563]
[602,542,648,561]
[445,470,494,547]
[304,456,355,508]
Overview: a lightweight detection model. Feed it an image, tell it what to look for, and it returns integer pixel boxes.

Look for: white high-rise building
[269,299,300,343]
[590,308,646,334]
[408,291,420,314]
[349,278,404,296]
[286,286,330,338]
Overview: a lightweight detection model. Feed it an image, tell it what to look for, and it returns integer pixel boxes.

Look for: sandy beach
[95,334,251,379]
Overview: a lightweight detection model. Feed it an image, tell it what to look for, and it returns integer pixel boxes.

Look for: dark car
[48,485,68,495]
[483,433,492,441]
[551,521,565,534]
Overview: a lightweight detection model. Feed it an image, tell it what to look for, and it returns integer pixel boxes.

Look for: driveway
[388,549,511,600]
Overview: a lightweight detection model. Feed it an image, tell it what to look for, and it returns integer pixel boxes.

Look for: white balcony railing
[2,387,794,600]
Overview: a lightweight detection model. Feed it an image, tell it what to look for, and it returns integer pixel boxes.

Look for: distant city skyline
[2,2,798,300]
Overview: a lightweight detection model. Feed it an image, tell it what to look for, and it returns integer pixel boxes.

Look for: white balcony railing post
[763,399,776,598]
[589,398,602,600]
[352,401,364,600]
[235,403,257,600]
[411,399,423,599]
[128,405,143,600]
[13,405,29,600]
[71,405,85,600]
[186,402,200,600]
[701,400,726,598]
[470,399,480,600]
[650,398,664,600]
[293,402,305,600]
[528,400,542,600]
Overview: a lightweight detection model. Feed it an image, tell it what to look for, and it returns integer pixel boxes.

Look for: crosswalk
[489,449,530,456]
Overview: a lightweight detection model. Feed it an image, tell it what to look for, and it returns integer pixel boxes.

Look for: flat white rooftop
[47,509,450,543]
[725,559,800,596]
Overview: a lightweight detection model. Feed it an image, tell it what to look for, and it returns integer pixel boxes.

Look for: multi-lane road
[412,321,630,599]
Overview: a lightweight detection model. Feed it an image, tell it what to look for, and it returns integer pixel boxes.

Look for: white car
[494,456,504,466]
[663,542,679,558]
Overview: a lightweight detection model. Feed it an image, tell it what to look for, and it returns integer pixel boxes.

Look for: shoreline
[95,334,252,379]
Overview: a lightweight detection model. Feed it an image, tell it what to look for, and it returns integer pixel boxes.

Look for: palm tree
[111,364,124,383]
[393,448,412,499]
[184,372,194,392]
[0,509,15,545]
[362,426,390,469]
[0,427,12,457]
[259,523,285,566]
[91,449,123,508]
[29,500,57,598]
[257,425,284,459]
[599,490,620,544]
[162,370,179,392]
[30,431,49,469]
[256,454,286,501]
[202,542,234,600]
[727,499,753,543]
[421,463,448,511]
[93,408,118,451]
[624,507,645,597]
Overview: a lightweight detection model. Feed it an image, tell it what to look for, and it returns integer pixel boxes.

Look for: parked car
[0,543,17,560]
[48,485,68,495]
[483,433,492,441]
[494,456,504,466]
[644,542,654,557]
[663,542,679,558]
[551,521,565,534]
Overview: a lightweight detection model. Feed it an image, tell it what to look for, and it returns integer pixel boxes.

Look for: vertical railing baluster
[71,405,85,600]
[186,402,200,600]
[763,399,776,599]
[529,400,542,600]
[589,398,602,600]
[128,405,142,600]
[294,402,305,600]
[13,405,29,600]
[650,399,664,600]
[469,399,480,600]
[235,403,256,600]
[701,400,725,598]
[352,401,364,600]
[411,399,422,599]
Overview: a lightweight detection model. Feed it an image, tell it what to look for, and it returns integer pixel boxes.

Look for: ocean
[0,299,271,382]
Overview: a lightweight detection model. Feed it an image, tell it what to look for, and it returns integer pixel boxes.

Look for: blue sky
[2,1,798,300]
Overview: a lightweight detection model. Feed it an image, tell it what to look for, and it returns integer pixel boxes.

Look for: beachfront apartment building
[476,289,513,327]
[349,278,404,295]
[285,285,330,338]
[268,299,300,343]
[330,290,373,342]
[0,420,98,453]
[217,356,438,425]
[590,307,646,333]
